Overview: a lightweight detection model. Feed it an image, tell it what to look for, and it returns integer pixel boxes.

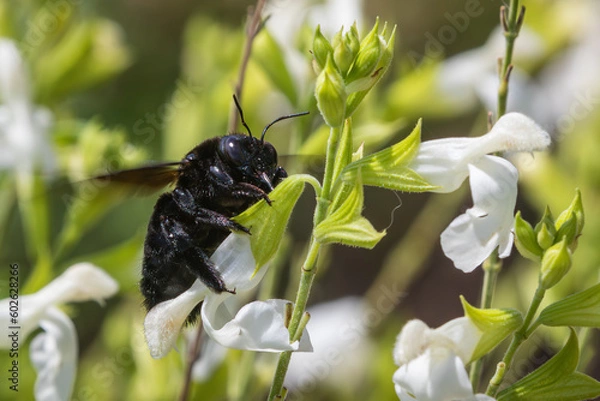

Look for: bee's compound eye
[219,136,247,166]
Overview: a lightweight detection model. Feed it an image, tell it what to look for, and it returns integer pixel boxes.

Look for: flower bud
[312,25,334,73]
[345,19,383,83]
[540,239,572,290]
[514,211,543,261]
[555,189,584,246]
[536,222,555,250]
[333,31,355,76]
[315,55,347,127]
[535,206,556,250]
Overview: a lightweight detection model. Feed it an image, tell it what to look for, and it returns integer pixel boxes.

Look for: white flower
[0,263,118,401]
[0,39,55,175]
[410,113,550,272]
[144,233,312,359]
[393,319,495,401]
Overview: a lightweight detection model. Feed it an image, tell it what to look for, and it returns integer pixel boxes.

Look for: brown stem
[228,0,268,132]
[178,322,204,401]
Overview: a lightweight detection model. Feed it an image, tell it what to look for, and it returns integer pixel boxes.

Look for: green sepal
[461,296,523,363]
[341,119,435,192]
[345,18,382,83]
[514,211,543,261]
[253,29,298,106]
[315,55,347,127]
[315,173,385,249]
[234,174,319,271]
[535,206,556,250]
[331,118,354,186]
[498,329,600,401]
[539,238,572,290]
[312,25,334,72]
[537,282,600,328]
[555,189,584,249]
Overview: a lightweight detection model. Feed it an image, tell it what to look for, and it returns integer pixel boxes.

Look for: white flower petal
[484,113,551,154]
[29,307,77,401]
[144,280,211,359]
[0,39,30,103]
[393,319,430,366]
[203,297,312,352]
[0,263,117,348]
[393,347,474,401]
[441,156,517,272]
[434,317,481,364]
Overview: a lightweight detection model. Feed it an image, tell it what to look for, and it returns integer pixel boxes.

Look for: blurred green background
[1,0,599,400]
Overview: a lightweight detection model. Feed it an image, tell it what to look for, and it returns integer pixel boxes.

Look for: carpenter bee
[95,96,308,322]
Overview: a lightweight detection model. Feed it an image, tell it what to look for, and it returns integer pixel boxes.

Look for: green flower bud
[315,56,347,127]
[345,19,383,83]
[333,30,355,76]
[555,213,577,248]
[536,222,555,250]
[535,206,556,250]
[312,25,334,73]
[555,189,584,243]
[346,24,361,59]
[540,239,572,290]
[514,211,543,261]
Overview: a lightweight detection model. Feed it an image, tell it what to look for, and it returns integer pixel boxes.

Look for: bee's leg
[173,187,250,233]
[159,215,235,294]
[229,182,272,205]
[179,247,235,294]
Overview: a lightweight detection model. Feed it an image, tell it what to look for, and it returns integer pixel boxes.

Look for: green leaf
[315,173,385,249]
[331,118,354,184]
[253,30,298,106]
[461,296,522,362]
[498,329,600,401]
[234,174,318,270]
[537,282,600,327]
[341,119,435,192]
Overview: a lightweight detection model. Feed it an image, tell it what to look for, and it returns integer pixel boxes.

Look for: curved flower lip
[30,307,77,401]
[144,233,312,359]
[393,318,491,401]
[410,113,550,193]
[0,263,118,348]
[440,156,518,273]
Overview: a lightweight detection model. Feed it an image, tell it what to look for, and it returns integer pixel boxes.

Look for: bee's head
[217,95,308,192]
[217,134,279,192]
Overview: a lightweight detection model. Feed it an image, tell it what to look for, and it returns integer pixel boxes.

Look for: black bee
[95,96,308,322]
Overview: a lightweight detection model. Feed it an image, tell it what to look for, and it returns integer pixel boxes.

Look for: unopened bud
[540,239,572,290]
[312,25,334,73]
[555,189,584,242]
[535,206,556,250]
[514,211,543,261]
[345,19,383,83]
[315,56,347,127]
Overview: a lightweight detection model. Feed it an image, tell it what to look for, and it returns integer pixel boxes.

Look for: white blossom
[410,113,550,272]
[393,319,495,401]
[144,233,312,359]
[0,263,118,401]
[0,39,55,175]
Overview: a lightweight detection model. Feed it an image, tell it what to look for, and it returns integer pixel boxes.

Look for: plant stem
[267,123,342,400]
[486,285,546,396]
[470,0,524,391]
[469,251,501,389]
[497,0,524,117]
[228,0,267,133]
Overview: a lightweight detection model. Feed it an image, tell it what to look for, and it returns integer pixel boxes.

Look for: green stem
[486,285,546,397]
[469,252,501,389]
[267,124,342,400]
[497,0,524,117]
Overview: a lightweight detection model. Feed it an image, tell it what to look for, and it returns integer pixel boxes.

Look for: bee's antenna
[261,111,310,142]
[233,94,253,137]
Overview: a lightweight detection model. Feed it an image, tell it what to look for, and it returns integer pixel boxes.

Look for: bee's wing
[91,162,182,195]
